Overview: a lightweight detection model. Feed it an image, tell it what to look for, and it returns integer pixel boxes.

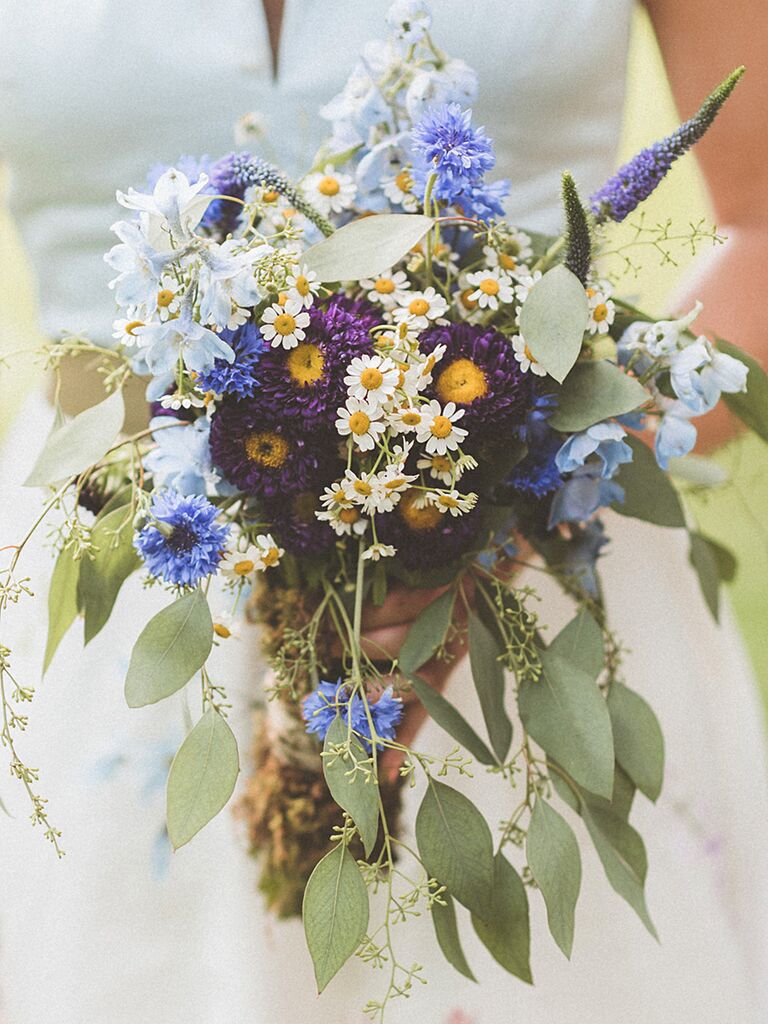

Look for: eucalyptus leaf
[518,620,614,798]
[415,778,495,920]
[548,607,603,680]
[607,683,664,802]
[548,360,648,433]
[24,389,125,487]
[518,264,589,383]
[688,531,737,623]
[78,507,141,644]
[432,894,476,982]
[398,589,454,676]
[526,799,581,958]
[302,213,434,282]
[717,339,768,443]
[166,708,239,849]
[124,589,213,708]
[471,854,532,983]
[407,674,496,765]
[44,545,81,673]
[303,843,369,993]
[612,435,686,528]
[323,717,380,857]
[467,610,512,762]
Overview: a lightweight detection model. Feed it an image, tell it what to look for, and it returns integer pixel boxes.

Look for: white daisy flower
[483,230,533,273]
[154,275,182,320]
[362,542,397,562]
[212,611,240,641]
[382,168,420,212]
[158,392,205,411]
[465,268,516,310]
[226,305,251,330]
[389,404,425,434]
[587,289,616,335]
[260,299,311,349]
[425,489,478,516]
[416,453,455,485]
[285,266,320,310]
[340,469,385,515]
[302,164,356,215]
[415,399,468,455]
[112,317,145,346]
[220,544,263,580]
[335,397,386,452]
[253,533,284,570]
[511,334,548,377]
[393,287,449,328]
[514,270,543,304]
[413,342,447,390]
[344,354,400,406]
[360,269,411,308]
[316,504,369,537]
[376,463,418,512]
[319,482,355,511]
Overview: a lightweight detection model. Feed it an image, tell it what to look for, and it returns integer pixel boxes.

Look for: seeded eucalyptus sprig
[561,171,592,286]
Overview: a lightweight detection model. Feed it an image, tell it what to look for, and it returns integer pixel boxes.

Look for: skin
[260,0,768,771]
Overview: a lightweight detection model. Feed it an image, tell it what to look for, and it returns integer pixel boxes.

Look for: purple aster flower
[590,67,744,222]
[135,491,229,587]
[256,296,379,427]
[302,680,403,750]
[262,491,336,557]
[208,399,340,500]
[375,489,483,571]
[196,322,263,398]
[420,321,535,436]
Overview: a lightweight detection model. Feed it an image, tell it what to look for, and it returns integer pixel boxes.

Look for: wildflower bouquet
[2,2,766,1016]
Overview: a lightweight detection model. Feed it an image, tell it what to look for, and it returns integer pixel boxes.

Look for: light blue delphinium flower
[548,466,624,528]
[555,422,633,480]
[387,0,432,45]
[404,58,477,122]
[143,417,212,496]
[655,404,699,470]
[303,680,404,750]
[135,491,229,587]
[135,295,235,376]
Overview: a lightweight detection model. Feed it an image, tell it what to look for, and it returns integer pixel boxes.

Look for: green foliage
[548,360,649,433]
[562,171,592,287]
[124,589,213,708]
[302,213,434,282]
[549,607,604,678]
[398,588,454,675]
[607,682,664,802]
[688,531,737,622]
[431,894,476,982]
[78,507,140,644]
[517,265,589,383]
[302,843,369,993]
[612,435,686,528]
[467,610,512,761]
[24,389,125,487]
[166,708,239,849]
[526,799,581,958]
[415,778,495,920]
[323,717,380,857]
[717,339,768,443]
[407,674,496,766]
[44,545,81,673]
[471,854,532,983]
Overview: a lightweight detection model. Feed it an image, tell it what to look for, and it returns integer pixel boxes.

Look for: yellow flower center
[430,415,453,439]
[294,274,310,296]
[244,431,289,468]
[460,288,478,310]
[395,170,413,191]
[287,343,325,386]
[478,277,500,296]
[431,455,451,474]
[401,410,421,426]
[124,319,144,336]
[409,297,430,317]
[233,559,255,576]
[262,547,280,567]
[439,495,460,509]
[499,252,518,271]
[586,287,597,299]
[353,480,372,496]
[399,490,442,531]
[348,411,371,436]
[274,313,297,336]
[436,358,488,405]
[277,292,289,306]
[157,288,175,308]
[593,303,609,322]
[339,507,361,525]
[385,477,407,490]
[283,208,297,219]
[213,622,232,639]
[360,366,384,390]
[374,278,396,295]
[330,487,349,506]
[262,189,279,203]
[317,175,340,197]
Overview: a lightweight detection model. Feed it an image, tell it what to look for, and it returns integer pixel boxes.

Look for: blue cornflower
[135,491,229,587]
[302,680,404,750]
[548,466,624,528]
[196,322,263,398]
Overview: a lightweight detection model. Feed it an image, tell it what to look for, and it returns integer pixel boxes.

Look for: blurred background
[1,6,766,705]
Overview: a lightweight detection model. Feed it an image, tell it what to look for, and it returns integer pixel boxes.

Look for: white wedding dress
[2,3,768,1022]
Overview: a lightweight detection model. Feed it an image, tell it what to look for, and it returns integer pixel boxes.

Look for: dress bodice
[0,0,634,337]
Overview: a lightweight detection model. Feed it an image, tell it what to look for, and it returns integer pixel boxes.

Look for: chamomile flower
[514,270,543,304]
[212,610,240,641]
[285,266,320,310]
[415,399,468,455]
[335,397,386,452]
[425,489,478,516]
[417,453,455,485]
[411,342,447,390]
[360,269,411,308]
[319,482,355,511]
[341,468,385,515]
[260,299,311,349]
[376,463,418,512]
[158,392,206,412]
[511,334,548,377]
[483,230,533,273]
[344,354,399,406]
[382,168,420,212]
[155,275,182,320]
[363,542,397,561]
[302,164,357,215]
[394,287,449,328]
[587,289,616,335]
[389,404,425,434]
[316,503,369,537]
[253,533,284,570]
[465,267,515,310]
[112,317,145,346]
[220,544,262,581]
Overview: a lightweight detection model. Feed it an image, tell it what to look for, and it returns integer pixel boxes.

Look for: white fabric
[2,3,768,1022]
